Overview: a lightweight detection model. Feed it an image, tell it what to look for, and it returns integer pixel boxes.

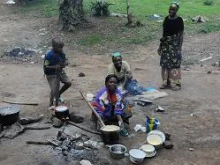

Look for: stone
[163,141,174,149]
[52,118,63,128]
[69,112,84,123]
[75,141,84,150]
[78,72,85,77]
[80,160,93,165]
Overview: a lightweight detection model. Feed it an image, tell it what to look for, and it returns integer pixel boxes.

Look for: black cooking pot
[0,106,20,126]
[100,125,120,144]
[54,106,69,120]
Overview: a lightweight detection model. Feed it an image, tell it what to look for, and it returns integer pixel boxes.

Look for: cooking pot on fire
[100,125,120,144]
[54,105,69,120]
[0,105,20,126]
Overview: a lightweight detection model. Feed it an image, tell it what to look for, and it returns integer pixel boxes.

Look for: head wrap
[112,51,122,61]
[170,2,180,11]
[112,52,121,58]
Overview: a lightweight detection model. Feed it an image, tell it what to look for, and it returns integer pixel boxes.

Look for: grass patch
[77,34,103,46]
[199,22,220,33]
[17,0,58,17]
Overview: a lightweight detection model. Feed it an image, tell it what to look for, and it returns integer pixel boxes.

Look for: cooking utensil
[109,144,127,159]
[80,91,120,144]
[54,105,69,120]
[0,106,20,126]
[146,134,163,149]
[139,144,156,158]
[79,91,105,127]
[129,149,146,164]
[145,150,157,158]
[148,130,166,143]
[100,125,120,144]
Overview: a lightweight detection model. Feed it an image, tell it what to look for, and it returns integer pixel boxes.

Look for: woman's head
[112,52,122,69]
[105,74,118,92]
[169,3,179,17]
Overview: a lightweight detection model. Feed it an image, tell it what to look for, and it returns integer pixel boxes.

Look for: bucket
[86,93,94,101]
[145,117,160,133]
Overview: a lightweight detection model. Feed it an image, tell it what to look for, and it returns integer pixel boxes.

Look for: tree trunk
[59,0,85,31]
[126,0,132,25]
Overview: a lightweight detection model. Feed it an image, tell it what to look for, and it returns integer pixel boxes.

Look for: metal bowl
[109,144,127,159]
[146,134,163,149]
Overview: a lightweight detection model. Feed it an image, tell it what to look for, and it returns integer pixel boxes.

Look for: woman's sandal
[120,128,129,137]
[160,84,170,89]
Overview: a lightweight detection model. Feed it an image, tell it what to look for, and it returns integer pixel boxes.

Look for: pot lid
[0,106,20,116]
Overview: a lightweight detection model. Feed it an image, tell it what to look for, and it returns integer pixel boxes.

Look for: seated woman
[108,52,133,90]
[108,52,143,95]
[92,74,131,136]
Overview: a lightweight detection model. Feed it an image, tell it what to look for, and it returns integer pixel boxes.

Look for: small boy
[43,38,72,109]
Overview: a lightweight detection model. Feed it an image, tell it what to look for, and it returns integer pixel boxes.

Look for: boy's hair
[52,37,64,47]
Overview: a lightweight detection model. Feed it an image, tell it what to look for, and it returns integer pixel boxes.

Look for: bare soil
[0,1,220,165]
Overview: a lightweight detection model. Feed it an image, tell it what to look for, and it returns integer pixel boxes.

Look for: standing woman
[158,3,184,91]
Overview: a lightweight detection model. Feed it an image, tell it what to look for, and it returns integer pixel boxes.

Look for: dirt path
[0,2,220,165]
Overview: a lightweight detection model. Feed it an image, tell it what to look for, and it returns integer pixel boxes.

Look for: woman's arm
[179,31,184,52]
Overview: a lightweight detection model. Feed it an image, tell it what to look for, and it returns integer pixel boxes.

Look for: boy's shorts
[60,70,70,83]
[46,70,70,94]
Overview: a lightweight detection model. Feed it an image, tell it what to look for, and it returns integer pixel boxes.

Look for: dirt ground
[0,1,220,165]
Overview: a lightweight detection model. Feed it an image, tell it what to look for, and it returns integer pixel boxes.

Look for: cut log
[1,123,51,139]
[3,98,38,106]
[26,141,51,145]
[68,121,101,135]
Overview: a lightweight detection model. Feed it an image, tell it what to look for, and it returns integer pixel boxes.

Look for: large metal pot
[100,125,120,144]
[54,106,69,120]
[0,106,20,126]
[109,144,127,159]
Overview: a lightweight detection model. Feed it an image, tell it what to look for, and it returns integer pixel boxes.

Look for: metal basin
[109,144,127,159]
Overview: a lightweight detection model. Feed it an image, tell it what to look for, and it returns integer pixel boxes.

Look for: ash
[1,47,41,63]
[53,131,103,163]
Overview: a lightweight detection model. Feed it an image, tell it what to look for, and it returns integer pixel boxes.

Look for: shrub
[204,0,213,6]
[91,1,113,16]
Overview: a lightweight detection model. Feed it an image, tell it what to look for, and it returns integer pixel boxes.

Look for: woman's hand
[118,120,124,129]
[157,47,162,56]
[116,115,124,129]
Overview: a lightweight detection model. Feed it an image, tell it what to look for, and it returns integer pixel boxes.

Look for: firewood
[26,141,51,145]
[68,121,101,135]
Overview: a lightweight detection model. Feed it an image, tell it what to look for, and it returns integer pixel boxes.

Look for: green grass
[13,0,220,47]
[77,34,103,46]
[17,0,58,17]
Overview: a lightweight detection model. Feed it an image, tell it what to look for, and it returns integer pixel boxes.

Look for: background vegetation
[15,0,220,47]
